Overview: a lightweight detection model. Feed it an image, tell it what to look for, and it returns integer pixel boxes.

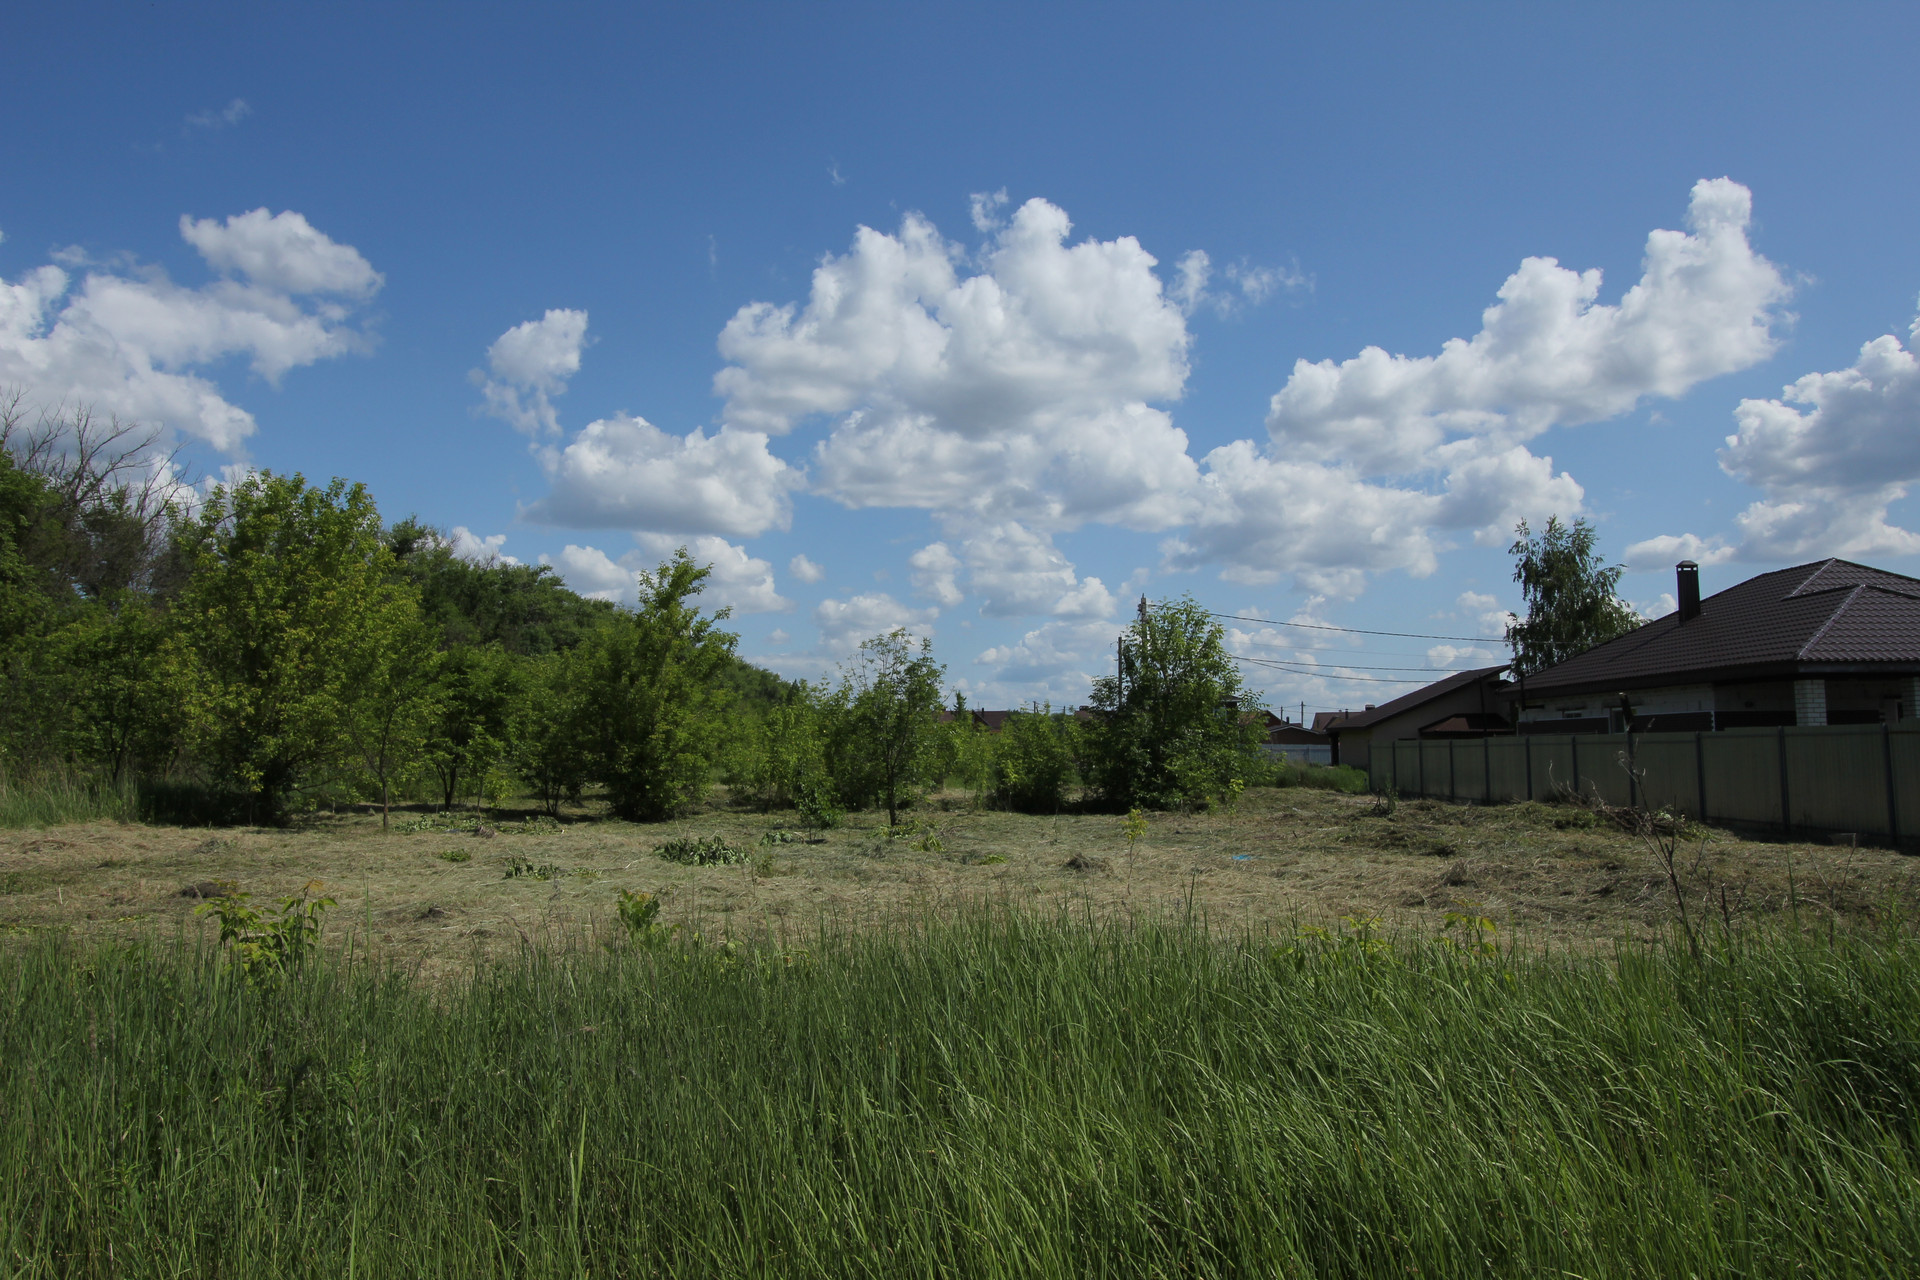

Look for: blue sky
[6,2,1920,715]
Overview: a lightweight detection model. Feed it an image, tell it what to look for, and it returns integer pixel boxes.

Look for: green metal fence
[1370,725,1920,845]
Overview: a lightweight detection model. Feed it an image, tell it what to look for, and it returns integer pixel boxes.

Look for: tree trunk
[381,774,390,831]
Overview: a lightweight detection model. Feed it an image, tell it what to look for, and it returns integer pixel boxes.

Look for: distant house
[1318,666,1513,771]
[1517,559,1920,732]
[1259,711,1332,765]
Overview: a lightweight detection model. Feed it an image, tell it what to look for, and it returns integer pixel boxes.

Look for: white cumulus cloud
[812,593,937,654]
[713,197,1201,531]
[907,541,964,606]
[0,209,382,450]
[788,553,826,584]
[1174,178,1784,589]
[526,414,801,537]
[472,309,590,436]
[448,526,518,565]
[1266,178,1789,472]
[633,533,790,614]
[1636,309,1920,563]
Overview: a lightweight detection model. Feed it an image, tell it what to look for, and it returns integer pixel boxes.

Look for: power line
[1207,611,1504,644]
[1234,654,1492,674]
[1228,655,1439,685]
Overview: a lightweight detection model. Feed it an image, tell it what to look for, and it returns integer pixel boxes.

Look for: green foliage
[582,550,739,822]
[342,579,442,830]
[510,648,591,818]
[793,778,842,838]
[736,683,828,811]
[388,521,617,655]
[0,765,141,828]
[7,920,1920,1275]
[1271,762,1371,793]
[502,856,566,881]
[436,848,472,863]
[194,880,335,986]
[614,888,676,946]
[424,642,518,811]
[1085,595,1268,811]
[1505,516,1641,676]
[171,473,403,820]
[824,629,946,825]
[654,835,749,866]
[990,703,1081,813]
[937,697,998,800]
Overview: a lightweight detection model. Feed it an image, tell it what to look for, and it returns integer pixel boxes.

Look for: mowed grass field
[1,785,1915,975]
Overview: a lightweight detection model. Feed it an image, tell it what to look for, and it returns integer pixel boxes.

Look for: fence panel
[1368,723,1920,846]
[1485,738,1525,802]
[1699,729,1782,828]
[1784,726,1888,838]
[1633,735,1701,815]
[1892,728,1920,841]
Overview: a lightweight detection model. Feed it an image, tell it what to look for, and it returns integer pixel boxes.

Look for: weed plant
[654,835,748,866]
[2,914,1917,1277]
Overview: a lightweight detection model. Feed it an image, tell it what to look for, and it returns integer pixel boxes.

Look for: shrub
[654,835,748,866]
[1272,762,1370,794]
[990,704,1080,813]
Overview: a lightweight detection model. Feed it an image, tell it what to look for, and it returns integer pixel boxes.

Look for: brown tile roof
[1524,558,1920,694]
[1319,665,1510,732]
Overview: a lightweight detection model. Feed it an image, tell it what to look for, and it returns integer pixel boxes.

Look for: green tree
[424,643,518,811]
[510,648,590,818]
[582,550,740,822]
[170,473,400,820]
[343,591,442,830]
[991,703,1081,813]
[46,595,177,783]
[1504,516,1641,676]
[825,629,945,826]
[1086,595,1266,811]
[739,682,828,812]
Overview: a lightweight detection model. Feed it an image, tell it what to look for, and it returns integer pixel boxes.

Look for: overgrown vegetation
[3,914,1916,1277]
[2,395,1273,830]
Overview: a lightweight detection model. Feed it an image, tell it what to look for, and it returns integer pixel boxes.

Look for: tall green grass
[3,914,1917,1277]
[1270,760,1370,793]
[0,767,139,828]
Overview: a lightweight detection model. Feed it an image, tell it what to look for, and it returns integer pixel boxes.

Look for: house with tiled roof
[1517,559,1920,733]
[1318,665,1514,771]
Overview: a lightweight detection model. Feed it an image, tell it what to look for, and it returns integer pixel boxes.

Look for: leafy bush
[794,779,841,836]
[990,704,1081,813]
[654,835,748,866]
[1271,762,1370,794]
[194,880,335,986]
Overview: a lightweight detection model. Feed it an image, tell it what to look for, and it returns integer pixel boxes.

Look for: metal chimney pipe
[1676,560,1701,623]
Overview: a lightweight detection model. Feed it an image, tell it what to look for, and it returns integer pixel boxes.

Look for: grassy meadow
[5,785,1920,1276]
[4,908,1919,1277]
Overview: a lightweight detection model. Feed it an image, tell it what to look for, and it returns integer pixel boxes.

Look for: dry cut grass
[2,785,1916,979]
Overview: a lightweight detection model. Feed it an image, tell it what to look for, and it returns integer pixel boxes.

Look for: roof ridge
[1785,559,1844,598]
[1795,582,1861,660]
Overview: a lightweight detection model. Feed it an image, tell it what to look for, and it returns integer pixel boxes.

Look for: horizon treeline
[1,403,1274,826]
